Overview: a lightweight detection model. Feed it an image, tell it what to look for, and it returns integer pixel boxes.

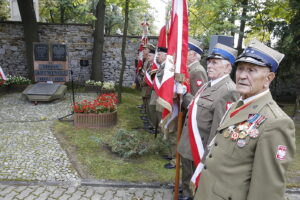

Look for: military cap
[207,43,238,65]
[188,37,204,55]
[144,43,156,54]
[235,38,284,72]
[157,47,168,53]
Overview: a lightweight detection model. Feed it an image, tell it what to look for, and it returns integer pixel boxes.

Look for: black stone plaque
[34,43,49,61]
[38,64,63,70]
[52,44,67,61]
[80,60,89,67]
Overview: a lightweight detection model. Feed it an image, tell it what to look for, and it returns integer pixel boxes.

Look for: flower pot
[74,110,117,128]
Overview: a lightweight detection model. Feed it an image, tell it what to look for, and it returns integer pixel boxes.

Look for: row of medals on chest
[222,113,267,148]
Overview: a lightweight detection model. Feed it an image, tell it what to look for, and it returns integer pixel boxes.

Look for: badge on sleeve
[276,145,287,160]
[196,80,203,86]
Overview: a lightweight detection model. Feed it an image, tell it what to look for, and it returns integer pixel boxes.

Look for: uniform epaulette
[266,101,286,119]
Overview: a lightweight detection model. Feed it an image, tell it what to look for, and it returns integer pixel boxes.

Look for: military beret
[188,37,204,55]
[207,43,238,65]
[235,38,284,72]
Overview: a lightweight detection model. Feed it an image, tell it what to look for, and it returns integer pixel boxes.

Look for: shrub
[2,75,31,86]
[110,129,166,158]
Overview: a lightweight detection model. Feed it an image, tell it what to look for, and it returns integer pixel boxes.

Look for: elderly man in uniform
[148,47,168,132]
[177,43,240,200]
[162,37,208,169]
[187,37,208,95]
[140,43,156,123]
[194,39,296,200]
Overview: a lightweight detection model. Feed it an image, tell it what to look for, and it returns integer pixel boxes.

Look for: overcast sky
[149,0,168,34]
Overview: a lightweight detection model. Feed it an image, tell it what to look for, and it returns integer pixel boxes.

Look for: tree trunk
[237,0,248,54]
[91,0,106,81]
[60,4,65,24]
[117,0,130,103]
[17,0,39,81]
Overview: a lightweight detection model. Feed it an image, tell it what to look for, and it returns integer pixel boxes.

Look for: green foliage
[2,75,31,87]
[39,0,96,23]
[110,129,165,158]
[0,0,10,21]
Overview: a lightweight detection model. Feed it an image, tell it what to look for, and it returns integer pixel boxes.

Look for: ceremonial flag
[157,0,189,126]
[0,67,7,85]
[136,21,149,72]
[152,25,168,94]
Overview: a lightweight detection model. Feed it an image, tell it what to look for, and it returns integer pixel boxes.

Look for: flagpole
[174,85,184,200]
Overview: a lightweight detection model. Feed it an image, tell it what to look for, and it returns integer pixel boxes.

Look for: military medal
[249,129,259,138]
[239,131,248,139]
[237,139,246,148]
[231,132,239,141]
[223,130,231,138]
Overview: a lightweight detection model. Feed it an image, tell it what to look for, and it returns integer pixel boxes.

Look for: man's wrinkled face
[187,50,196,65]
[143,48,150,59]
[206,58,230,80]
[147,53,155,63]
[156,52,167,64]
[236,62,275,99]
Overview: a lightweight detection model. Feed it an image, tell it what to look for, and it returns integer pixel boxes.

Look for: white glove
[175,82,187,95]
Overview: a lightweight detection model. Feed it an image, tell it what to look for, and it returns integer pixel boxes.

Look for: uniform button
[201,137,204,140]
[209,154,212,158]
[228,197,232,200]
[214,142,218,146]
[204,165,207,170]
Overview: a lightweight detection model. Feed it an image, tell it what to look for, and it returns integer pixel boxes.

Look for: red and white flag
[0,67,7,85]
[152,25,168,94]
[157,0,189,126]
[136,21,149,72]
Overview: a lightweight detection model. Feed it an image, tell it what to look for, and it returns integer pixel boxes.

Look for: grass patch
[53,91,175,183]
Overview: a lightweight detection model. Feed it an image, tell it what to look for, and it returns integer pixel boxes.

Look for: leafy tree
[39,0,95,23]
[0,0,10,21]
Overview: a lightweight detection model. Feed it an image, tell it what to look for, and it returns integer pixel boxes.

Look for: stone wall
[0,21,158,87]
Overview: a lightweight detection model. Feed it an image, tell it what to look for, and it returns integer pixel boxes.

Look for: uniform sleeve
[247,118,296,200]
[208,90,239,144]
[182,93,194,109]
[190,69,208,96]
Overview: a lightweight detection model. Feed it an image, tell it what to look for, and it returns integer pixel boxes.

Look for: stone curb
[0,179,174,189]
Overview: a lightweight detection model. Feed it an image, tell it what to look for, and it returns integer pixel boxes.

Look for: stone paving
[0,92,299,200]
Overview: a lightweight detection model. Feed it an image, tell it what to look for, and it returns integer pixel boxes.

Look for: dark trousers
[181,157,195,198]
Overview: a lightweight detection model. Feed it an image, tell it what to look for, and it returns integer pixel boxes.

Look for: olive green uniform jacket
[194,91,296,200]
[178,75,239,160]
[188,61,208,96]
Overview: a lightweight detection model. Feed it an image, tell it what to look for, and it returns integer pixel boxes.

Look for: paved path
[0,92,299,200]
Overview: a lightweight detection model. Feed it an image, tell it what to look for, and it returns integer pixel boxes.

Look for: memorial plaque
[35,70,68,76]
[34,43,49,61]
[52,44,67,61]
[38,64,63,70]
[36,76,66,82]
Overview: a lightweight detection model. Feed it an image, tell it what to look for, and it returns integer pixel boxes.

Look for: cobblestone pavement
[0,92,299,200]
[0,183,173,200]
